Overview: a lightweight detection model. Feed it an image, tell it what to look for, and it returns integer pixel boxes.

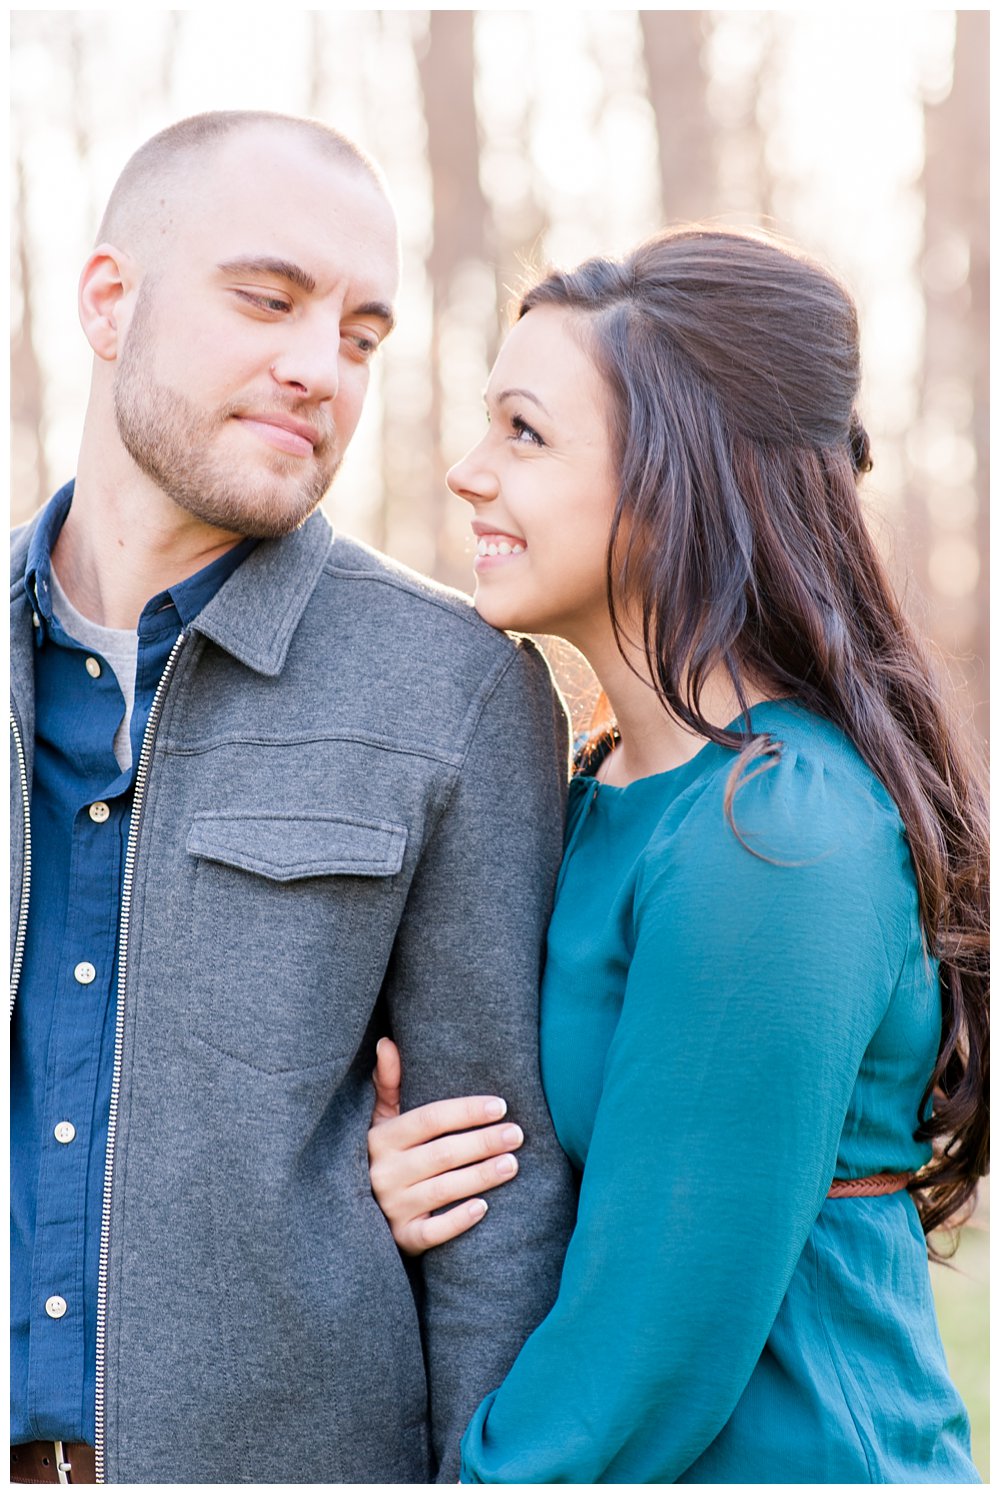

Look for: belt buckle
[54,1441,71,1484]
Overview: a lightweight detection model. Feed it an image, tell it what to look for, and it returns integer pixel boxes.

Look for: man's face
[111,128,400,539]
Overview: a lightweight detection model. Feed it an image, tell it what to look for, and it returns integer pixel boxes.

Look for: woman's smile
[472,521,526,568]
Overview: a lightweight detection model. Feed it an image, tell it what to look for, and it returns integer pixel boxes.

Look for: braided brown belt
[827,1171,914,1198]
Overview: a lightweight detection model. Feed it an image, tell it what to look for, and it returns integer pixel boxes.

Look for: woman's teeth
[477,538,525,557]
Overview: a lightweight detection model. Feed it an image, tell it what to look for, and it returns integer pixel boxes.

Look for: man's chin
[167,475,336,542]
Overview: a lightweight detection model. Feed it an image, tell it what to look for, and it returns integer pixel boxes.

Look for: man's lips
[235,413,319,457]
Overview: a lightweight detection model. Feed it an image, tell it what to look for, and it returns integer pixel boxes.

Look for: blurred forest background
[10,9,988,1474]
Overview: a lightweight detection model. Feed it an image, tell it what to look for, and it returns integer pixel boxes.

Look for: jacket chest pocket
[185,812,408,1072]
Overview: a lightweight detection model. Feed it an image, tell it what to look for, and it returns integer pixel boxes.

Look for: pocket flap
[187,812,407,881]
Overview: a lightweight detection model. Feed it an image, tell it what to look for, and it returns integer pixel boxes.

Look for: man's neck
[56,447,245,630]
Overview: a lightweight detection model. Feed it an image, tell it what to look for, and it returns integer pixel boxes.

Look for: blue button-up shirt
[11,482,255,1444]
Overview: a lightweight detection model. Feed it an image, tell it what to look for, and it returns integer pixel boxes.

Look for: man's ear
[79,243,139,361]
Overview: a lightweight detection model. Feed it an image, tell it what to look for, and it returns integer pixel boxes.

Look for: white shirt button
[45,1295,68,1319]
[74,962,96,985]
[89,802,110,823]
[85,656,102,678]
[32,611,41,628]
[54,1122,77,1144]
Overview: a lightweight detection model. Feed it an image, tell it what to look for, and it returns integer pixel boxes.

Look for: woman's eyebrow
[488,387,552,417]
[216,256,317,294]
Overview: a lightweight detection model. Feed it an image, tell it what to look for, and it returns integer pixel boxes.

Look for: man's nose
[269,327,341,403]
[446,442,499,504]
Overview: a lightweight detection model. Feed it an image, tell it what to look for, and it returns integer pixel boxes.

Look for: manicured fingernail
[501,1125,523,1148]
[469,1199,488,1219]
[496,1155,518,1177]
[376,1037,386,1054]
[485,1098,506,1119]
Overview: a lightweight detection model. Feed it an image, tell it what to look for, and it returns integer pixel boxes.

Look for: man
[10,111,576,1484]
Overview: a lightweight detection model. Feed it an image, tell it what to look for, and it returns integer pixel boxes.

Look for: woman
[366,227,988,1482]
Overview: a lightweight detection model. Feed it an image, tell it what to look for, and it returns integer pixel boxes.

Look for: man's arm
[383,636,578,1481]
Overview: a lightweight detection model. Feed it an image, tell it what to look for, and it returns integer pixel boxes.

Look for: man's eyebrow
[489,387,552,418]
[352,300,396,335]
[217,260,395,334]
[216,256,317,294]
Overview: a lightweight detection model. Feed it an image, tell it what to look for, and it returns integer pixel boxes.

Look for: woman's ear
[78,243,137,361]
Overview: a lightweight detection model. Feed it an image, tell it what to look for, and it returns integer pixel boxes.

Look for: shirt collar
[143,536,259,631]
[23,479,258,638]
[24,480,73,624]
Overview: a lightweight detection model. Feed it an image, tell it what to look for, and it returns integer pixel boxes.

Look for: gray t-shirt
[49,566,138,773]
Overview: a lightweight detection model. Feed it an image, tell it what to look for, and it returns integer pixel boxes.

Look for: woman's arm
[368,1037,525,1253]
[455,778,903,1482]
[368,765,909,1482]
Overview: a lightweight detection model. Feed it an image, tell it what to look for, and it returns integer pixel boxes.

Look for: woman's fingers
[400,1198,490,1255]
[366,1041,522,1256]
[400,1148,522,1217]
[367,1090,510,1155]
[369,1120,524,1202]
[371,1036,402,1125]
[392,1120,525,1186]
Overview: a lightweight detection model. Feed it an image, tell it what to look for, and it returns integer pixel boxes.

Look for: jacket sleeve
[458,764,900,1483]
[383,636,579,1482]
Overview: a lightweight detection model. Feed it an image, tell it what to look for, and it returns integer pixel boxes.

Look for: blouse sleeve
[460,759,903,1483]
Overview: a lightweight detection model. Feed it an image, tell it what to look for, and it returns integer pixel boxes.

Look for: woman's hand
[367,1037,525,1255]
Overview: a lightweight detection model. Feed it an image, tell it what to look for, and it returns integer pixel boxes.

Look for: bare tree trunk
[919,11,989,746]
[488,97,550,361]
[640,11,715,222]
[306,11,325,118]
[416,10,491,585]
[710,13,779,228]
[66,14,100,238]
[11,152,50,524]
[957,14,989,747]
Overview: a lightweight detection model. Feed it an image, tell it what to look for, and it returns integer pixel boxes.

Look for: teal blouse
[460,701,976,1483]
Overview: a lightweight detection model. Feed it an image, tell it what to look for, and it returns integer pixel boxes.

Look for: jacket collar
[10,499,335,687]
[188,508,333,676]
[10,513,39,751]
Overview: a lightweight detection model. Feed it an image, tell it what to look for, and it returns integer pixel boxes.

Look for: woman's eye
[511,414,544,447]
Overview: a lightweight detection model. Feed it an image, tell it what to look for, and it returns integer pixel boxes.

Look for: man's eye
[234,289,292,314]
[343,331,380,360]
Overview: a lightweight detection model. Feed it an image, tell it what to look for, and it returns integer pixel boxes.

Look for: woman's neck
[575,623,771,787]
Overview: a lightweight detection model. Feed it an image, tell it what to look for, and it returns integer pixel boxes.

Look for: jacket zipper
[94,630,187,1482]
[9,709,32,1017]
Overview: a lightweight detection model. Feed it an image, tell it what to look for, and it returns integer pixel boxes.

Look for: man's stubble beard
[112,283,342,540]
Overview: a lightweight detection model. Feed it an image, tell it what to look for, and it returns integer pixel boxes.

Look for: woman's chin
[472,590,527,633]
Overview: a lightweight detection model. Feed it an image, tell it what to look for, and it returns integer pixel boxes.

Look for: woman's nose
[446,440,499,505]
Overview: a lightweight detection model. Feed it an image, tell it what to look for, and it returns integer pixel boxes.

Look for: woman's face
[447,304,619,644]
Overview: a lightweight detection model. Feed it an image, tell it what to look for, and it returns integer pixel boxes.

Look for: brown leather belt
[10,1441,96,1484]
[827,1170,914,1198]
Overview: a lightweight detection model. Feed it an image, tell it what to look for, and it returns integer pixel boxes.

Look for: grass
[930,1221,989,1480]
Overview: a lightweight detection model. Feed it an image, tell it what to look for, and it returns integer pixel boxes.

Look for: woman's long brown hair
[521,227,988,1249]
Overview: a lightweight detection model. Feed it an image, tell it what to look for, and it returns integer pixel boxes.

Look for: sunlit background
[10,9,988,1474]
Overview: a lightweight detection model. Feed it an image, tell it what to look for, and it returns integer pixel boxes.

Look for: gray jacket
[9,508,578,1484]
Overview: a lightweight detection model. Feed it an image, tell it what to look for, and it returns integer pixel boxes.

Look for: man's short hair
[97,109,384,250]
